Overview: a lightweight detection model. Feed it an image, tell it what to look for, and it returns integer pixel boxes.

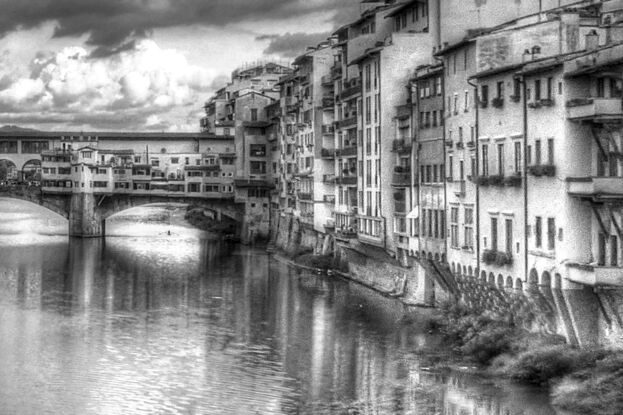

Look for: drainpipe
[433,56,446,263]
[467,78,480,276]
[521,74,529,283]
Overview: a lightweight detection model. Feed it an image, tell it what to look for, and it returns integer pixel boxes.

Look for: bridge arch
[22,159,41,182]
[0,159,18,181]
[0,194,69,221]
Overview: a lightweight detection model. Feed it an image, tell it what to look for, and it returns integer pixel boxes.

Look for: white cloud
[0,39,215,130]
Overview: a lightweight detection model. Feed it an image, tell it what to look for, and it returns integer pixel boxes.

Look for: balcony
[566,98,623,122]
[298,192,313,201]
[321,124,335,135]
[567,263,623,287]
[391,172,411,187]
[321,148,336,159]
[322,174,336,184]
[396,103,411,120]
[331,64,342,79]
[454,180,466,197]
[336,176,357,185]
[336,146,357,157]
[357,215,385,247]
[340,82,362,101]
[321,75,333,86]
[336,115,357,129]
[567,177,623,201]
[322,96,335,109]
[323,195,336,204]
[391,139,412,153]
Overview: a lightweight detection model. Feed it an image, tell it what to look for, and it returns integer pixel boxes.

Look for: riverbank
[431,300,623,415]
[275,247,623,415]
[184,207,235,235]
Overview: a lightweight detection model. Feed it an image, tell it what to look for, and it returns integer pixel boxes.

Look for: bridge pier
[69,193,104,237]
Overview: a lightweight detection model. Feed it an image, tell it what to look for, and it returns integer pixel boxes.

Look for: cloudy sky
[0,0,361,132]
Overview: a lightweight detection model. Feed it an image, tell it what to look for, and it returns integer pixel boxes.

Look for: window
[450,207,459,248]
[82,151,92,159]
[597,78,605,97]
[250,144,266,157]
[464,91,469,111]
[611,79,622,98]
[365,96,371,124]
[513,78,521,98]
[458,126,463,143]
[448,155,453,180]
[22,141,49,154]
[497,144,504,175]
[250,161,266,174]
[366,128,371,155]
[480,84,489,104]
[535,216,542,248]
[482,144,489,176]
[535,139,542,165]
[514,141,522,173]
[491,217,498,251]
[611,236,619,266]
[505,219,513,254]
[365,64,371,91]
[251,108,258,121]
[547,217,556,251]
[496,81,504,98]
[534,79,541,100]
[453,94,458,114]
[547,138,554,165]
[0,140,18,153]
[547,77,553,99]
[464,208,474,248]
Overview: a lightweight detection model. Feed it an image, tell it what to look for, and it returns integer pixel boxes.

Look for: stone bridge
[0,185,244,237]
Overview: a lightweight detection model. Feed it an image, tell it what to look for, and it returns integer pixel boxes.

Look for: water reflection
[0,233,562,415]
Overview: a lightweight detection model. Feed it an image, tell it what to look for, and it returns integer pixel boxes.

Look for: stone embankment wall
[271,213,623,346]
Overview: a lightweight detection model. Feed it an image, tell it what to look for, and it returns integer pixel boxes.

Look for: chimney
[586,30,599,51]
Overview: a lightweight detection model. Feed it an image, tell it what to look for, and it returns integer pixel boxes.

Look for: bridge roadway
[0,184,244,237]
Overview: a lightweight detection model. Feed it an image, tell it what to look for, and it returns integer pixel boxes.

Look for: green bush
[553,351,623,415]
[505,345,608,385]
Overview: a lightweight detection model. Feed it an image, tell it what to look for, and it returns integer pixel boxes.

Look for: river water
[0,198,561,415]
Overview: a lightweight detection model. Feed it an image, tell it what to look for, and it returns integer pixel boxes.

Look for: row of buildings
[201,0,623,290]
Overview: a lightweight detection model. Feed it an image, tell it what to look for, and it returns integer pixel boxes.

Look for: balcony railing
[454,180,466,197]
[567,98,623,122]
[336,146,357,157]
[322,96,335,109]
[340,83,362,100]
[322,124,335,135]
[392,139,412,153]
[567,176,623,201]
[321,148,336,159]
[336,176,357,185]
[396,103,411,119]
[336,116,357,129]
[567,263,623,287]
[391,172,411,187]
[357,215,385,247]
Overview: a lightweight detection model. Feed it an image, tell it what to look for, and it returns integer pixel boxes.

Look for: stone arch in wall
[497,274,504,288]
[452,262,456,273]
[22,159,41,182]
[421,250,427,258]
[427,252,433,260]
[0,159,18,181]
[541,271,552,287]
[441,253,446,263]
[434,253,440,261]
[480,270,487,282]
[529,268,539,285]
[468,266,473,277]
[462,265,467,276]
[515,278,524,291]
[554,273,562,290]
[488,272,495,285]
[456,263,462,276]
[506,275,513,289]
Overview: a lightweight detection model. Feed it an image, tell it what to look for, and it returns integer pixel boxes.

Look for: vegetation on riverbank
[282,249,349,273]
[185,207,234,234]
[428,301,623,414]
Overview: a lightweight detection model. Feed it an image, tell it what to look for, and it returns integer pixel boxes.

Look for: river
[0,198,560,414]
